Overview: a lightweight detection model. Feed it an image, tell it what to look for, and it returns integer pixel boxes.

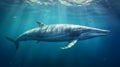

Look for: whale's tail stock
[6,36,19,50]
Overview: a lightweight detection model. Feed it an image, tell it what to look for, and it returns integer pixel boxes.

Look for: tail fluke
[6,36,19,50]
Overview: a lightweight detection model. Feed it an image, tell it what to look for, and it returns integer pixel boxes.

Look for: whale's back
[37,24,80,41]
[17,24,81,41]
[39,24,80,36]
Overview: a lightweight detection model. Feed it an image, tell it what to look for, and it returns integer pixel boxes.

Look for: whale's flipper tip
[6,36,19,50]
[60,47,69,49]
[61,39,78,50]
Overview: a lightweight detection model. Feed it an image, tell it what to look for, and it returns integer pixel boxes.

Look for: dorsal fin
[36,21,44,27]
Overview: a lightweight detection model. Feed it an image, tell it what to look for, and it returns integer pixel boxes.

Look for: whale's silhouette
[6,22,109,50]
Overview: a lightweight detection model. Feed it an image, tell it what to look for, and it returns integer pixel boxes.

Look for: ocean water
[0,0,120,67]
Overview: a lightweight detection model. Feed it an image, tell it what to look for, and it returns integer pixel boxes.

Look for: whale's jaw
[79,28,110,40]
[90,29,109,36]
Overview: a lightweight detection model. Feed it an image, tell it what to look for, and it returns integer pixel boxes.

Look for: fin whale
[6,22,109,50]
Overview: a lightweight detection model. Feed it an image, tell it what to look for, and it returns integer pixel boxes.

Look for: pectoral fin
[61,39,78,49]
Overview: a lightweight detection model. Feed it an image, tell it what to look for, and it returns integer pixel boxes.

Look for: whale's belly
[40,34,74,42]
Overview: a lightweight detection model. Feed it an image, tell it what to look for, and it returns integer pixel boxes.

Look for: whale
[6,22,109,50]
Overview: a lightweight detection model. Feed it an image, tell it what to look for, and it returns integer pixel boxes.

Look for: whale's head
[78,26,110,40]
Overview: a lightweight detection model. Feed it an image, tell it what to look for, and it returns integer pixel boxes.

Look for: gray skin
[6,23,109,49]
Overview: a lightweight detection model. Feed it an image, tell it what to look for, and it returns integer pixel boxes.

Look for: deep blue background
[0,0,120,67]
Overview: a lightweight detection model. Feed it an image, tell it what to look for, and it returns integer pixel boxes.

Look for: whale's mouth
[91,30,110,36]
[99,30,110,35]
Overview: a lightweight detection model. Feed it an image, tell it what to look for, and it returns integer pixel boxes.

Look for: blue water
[0,0,120,67]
